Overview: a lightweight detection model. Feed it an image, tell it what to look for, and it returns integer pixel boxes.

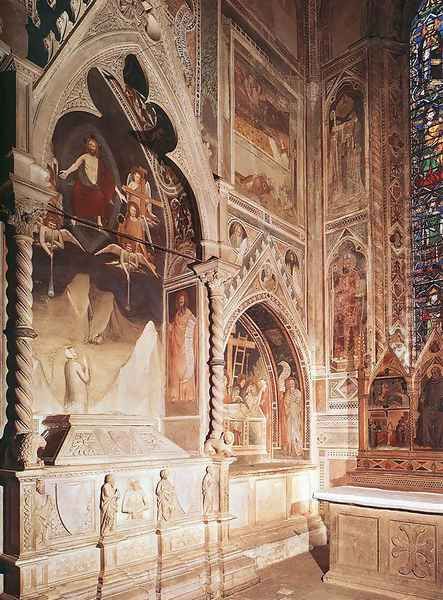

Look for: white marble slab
[314,485,443,514]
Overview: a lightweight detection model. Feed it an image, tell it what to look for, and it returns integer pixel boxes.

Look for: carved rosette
[193,259,239,456]
[1,197,47,469]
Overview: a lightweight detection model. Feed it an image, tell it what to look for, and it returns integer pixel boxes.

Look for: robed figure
[167,291,197,406]
[415,366,443,448]
[100,474,120,538]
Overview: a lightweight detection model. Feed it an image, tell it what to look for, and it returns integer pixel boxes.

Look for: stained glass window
[410,0,443,354]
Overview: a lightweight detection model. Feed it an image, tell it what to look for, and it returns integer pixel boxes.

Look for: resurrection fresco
[224,305,304,457]
[410,0,443,355]
[233,40,298,223]
[31,56,199,419]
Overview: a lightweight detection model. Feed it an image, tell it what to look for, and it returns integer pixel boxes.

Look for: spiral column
[193,258,238,456]
[1,199,46,468]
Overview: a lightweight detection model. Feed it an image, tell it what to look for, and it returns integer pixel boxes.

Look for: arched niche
[223,300,308,462]
[30,53,202,425]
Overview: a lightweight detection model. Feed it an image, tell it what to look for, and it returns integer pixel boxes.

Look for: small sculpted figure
[100,474,120,538]
[33,479,54,548]
[156,469,184,522]
[202,465,218,515]
[64,346,90,413]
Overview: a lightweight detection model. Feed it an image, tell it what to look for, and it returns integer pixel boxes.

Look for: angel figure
[35,163,85,296]
[95,202,158,310]
[115,166,162,247]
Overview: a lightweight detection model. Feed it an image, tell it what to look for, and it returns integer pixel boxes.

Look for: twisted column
[193,258,238,456]
[1,199,46,468]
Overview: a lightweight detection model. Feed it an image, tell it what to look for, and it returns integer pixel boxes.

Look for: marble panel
[256,477,286,523]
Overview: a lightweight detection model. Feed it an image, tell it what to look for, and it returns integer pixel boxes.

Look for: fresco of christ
[60,135,115,227]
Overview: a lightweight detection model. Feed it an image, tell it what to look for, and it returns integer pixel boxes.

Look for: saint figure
[168,290,197,405]
[415,366,443,448]
[282,378,303,456]
[332,248,366,365]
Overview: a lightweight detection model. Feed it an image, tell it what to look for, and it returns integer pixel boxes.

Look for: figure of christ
[167,290,197,406]
[59,135,115,227]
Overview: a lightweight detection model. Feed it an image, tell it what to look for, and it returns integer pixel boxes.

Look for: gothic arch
[224,291,312,450]
[31,22,218,249]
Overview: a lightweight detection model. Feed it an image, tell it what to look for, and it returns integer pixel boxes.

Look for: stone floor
[230,547,408,600]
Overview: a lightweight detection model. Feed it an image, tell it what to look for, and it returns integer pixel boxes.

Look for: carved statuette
[33,479,54,549]
[202,465,218,515]
[156,468,184,522]
[100,474,120,538]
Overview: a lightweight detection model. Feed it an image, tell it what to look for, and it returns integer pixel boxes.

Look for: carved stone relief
[390,522,435,581]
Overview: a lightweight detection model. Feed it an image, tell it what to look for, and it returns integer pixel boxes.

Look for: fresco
[229,221,249,264]
[224,320,269,452]
[284,248,303,306]
[415,364,443,450]
[166,286,199,417]
[368,410,410,450]
[327,84,366,214]
[224,305,304,457]
[31,57,199,419]
[330,241,367,371]
[233,41,297,223]
[368,376,410,409]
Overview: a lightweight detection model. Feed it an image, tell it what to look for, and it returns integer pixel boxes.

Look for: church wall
[312,0,413,489]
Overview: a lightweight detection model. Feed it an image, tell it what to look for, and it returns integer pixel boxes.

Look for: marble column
[193,257,238,457]
[1,192,49,469]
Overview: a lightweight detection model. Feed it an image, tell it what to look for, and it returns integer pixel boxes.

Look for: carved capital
[14,432,46,469]
[192,258,239,297]
[8,198,46,238]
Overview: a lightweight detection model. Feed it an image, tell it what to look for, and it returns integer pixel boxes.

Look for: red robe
[72,160,115,219]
